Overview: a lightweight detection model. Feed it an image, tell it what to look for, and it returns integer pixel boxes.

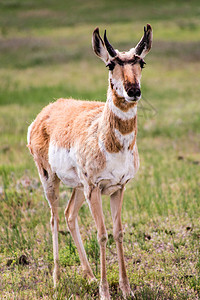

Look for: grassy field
[0,0,200,299]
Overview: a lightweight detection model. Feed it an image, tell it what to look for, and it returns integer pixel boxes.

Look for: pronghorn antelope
[27,24,152,299]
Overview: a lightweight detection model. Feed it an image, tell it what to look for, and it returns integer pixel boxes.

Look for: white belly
[48,142,138,196]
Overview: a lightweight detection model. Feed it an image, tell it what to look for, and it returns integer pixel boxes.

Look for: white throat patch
[107,89,137,120]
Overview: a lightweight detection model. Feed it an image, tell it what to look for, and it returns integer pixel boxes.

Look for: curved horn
[104,30,117,57]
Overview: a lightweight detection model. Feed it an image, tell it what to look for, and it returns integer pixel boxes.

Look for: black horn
[104,30,117,57]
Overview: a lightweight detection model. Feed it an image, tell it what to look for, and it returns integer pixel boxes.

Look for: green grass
[0,0,200,299]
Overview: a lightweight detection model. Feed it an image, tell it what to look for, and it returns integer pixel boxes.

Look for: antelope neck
[104,103,137,135]
[99,89,137,153]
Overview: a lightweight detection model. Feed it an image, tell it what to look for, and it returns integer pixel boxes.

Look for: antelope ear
[135,24,153,58]
[92,27,109,64]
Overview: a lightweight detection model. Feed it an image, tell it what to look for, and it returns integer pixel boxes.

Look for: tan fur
[123,64,142,84]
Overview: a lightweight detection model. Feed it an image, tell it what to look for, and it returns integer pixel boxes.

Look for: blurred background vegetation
[0,0,200,299]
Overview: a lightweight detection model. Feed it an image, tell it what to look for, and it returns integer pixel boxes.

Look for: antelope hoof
[53,267,60,288]
[120,281,134,299]
[100,281,111,300]
[83,269,96,283]
[88,276,97,284]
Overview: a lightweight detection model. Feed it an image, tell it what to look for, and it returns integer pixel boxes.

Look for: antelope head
[92,24,153,103]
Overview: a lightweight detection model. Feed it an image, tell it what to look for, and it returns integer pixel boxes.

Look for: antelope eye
[106,61,115,71]
[139,59,146,69]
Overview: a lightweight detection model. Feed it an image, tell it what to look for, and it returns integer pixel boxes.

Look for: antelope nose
[127,87,141,98]
[134,89,141,98]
